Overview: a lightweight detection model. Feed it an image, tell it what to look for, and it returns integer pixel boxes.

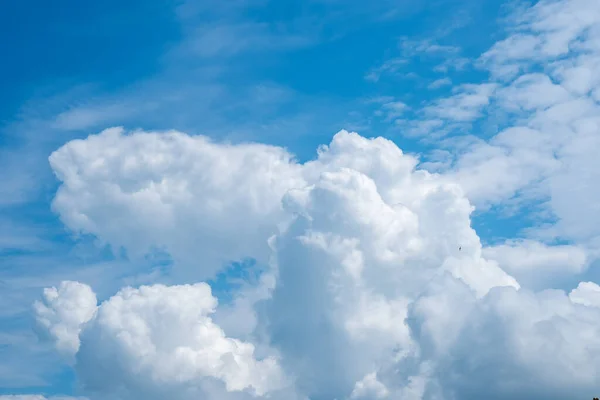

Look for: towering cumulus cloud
[33,125,600,400]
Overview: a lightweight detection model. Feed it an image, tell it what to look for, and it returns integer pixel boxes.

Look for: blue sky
[2,0,600,399]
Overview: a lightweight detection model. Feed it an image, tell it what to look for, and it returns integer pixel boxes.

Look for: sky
[1,0,600,399]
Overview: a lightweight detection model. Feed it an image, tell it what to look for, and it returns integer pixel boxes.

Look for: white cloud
[399,83,498,139]
[49,127,305,281]
[423,83,496,122]
[52,102,139,132]
[432,56,470,73]
[366,38,465,82]
[18,2,600,399]
[380,101,408,120]
[447,127,558,207]
[180,22,313,58]
[494,73,572,112]
[33,281,97,360]
[480,0,600,78]
[427,77,452,90]
[36,282,288,400]
[265,135,517,395]
[398,39,460,56]
[409,0,600,260]
[350,372,389,399]
[400,280,600,399]
[570,281,600,307]
[31,125,600,400]
[39,128,534,400]
[365,58,408,82]
[483,239,588,289]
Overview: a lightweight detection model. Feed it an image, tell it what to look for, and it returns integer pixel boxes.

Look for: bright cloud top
[72,282,287,400]
[49,127,304,282]
[33,281,98,360]
[32,126,599,400]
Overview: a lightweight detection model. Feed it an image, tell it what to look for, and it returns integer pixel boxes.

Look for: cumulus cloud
[483,239,588,289]
[350,372,389,399]
[49,127,305,281]
[400,281,600,399]
[22,1,600,399]
[32,123,600,400]
[33,281,97,360]
[570,281,600,308]
[35,282,288,400]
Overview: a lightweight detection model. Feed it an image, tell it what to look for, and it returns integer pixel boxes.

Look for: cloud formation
[33,281,97,360]
[72,282,287,400]
[30,122,599,399]
[49,127,304,282]
[15,0,600,399]
[439,0,600,253]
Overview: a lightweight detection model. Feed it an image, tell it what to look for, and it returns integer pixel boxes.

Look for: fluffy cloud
[42,128,518,399]
[569,281,600,308]
[33,281,97,360]
[36,282,288,400]
[482,239,588,289]
[261,139,518,397]
[350,373,389,399]
[34,123,600,400]
[24,1,600,399]
[49,127,305,281]
[400,280,600,400]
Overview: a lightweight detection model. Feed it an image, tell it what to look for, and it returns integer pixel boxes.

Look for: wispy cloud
[423,83,497,122]
[174,22,316,59]
[365,38,467,82]
[427,77,452,89]
[372,99,409,122]
[419,0,600,255]
[365,58,409,82]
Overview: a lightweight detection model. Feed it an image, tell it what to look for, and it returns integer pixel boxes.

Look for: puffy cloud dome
[30,127,600,399]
